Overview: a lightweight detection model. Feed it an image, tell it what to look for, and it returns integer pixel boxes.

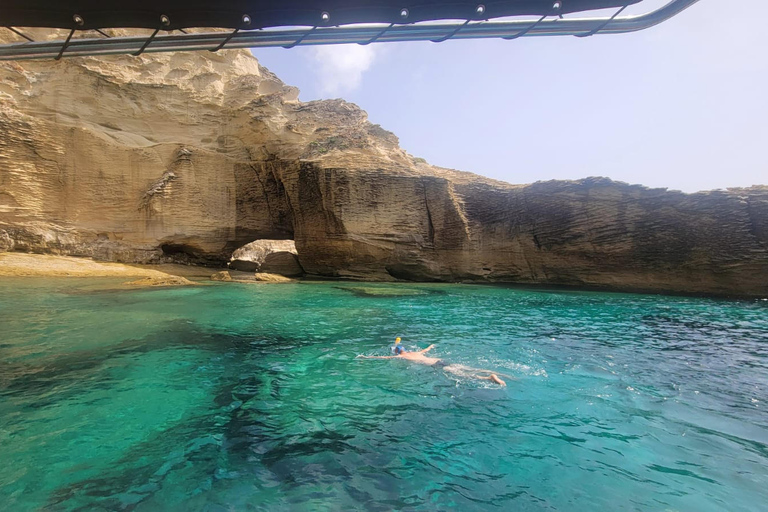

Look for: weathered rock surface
[249,272,295,283]
[0,252,187,281]
[1,31,766,296]
[123,275,195,287]
[229,239,303,276]
[210,269,294,283]
[210,270,234,282]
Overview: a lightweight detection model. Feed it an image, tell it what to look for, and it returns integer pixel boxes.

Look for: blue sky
[252,0,767,193]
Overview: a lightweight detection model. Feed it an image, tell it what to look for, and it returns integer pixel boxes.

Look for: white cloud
[308,44,381,96]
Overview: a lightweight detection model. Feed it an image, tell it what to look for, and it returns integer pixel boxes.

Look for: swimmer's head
[394,345,406,355]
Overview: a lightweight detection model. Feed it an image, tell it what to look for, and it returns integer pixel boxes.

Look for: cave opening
[160,243,198,256]
[159,243,221,266]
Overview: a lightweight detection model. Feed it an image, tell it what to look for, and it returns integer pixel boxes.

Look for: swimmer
[357,340,509,386]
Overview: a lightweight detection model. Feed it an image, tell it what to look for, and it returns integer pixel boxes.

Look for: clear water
[1,278,767,511]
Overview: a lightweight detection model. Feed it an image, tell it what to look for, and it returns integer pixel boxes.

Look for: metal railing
[1,0,700,61]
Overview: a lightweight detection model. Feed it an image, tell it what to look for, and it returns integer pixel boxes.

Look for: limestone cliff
[1,31,767,296]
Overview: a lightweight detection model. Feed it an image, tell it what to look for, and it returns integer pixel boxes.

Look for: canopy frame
[1,0,701,61]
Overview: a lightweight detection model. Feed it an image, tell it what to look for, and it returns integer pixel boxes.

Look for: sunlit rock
[1,31,766,296]
[229,239,303,276]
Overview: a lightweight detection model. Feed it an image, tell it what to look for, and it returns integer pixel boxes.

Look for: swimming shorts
[432,360,449,369]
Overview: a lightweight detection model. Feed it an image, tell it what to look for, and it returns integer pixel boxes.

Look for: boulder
[210,270,233,282]
[229,240,303,277]
[251,272,294,283]
[210,269,294,283]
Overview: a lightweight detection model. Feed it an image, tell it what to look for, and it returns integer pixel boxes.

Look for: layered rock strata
[1,30,766,296]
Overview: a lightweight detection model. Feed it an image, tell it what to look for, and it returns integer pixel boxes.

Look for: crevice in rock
[267,158,292,220]
[445,182,472,243]
[519,191,539,280]
[249,162,275,225]
[745,197,767,250]
[297,161,346,235]
[158,243,197,256]
[158,243,225,266]
[422,181,435,247]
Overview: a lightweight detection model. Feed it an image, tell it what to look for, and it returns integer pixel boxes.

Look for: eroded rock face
[1,31,767,296]
[229,239,303,276]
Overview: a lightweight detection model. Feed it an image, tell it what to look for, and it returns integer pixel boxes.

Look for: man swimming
[357,339,508,386]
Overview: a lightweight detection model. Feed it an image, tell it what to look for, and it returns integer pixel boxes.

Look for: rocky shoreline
[0,253,198,286]
[1,31,766,297]
[2,252,766,300]
[0,252,304,287]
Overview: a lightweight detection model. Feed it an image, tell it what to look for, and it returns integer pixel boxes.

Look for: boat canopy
[2,1,641,29]
[1,0,701,60]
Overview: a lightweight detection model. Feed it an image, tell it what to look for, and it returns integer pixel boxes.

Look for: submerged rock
[210,269,294,284]
[210,270,233,282]
[335,286,437,298]
[123,276,195,287]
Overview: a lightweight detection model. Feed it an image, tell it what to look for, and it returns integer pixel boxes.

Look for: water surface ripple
[1,278,767,511]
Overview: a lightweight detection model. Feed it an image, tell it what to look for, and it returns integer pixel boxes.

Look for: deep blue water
[1,278,767,511]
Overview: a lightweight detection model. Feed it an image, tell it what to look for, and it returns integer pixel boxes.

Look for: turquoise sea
[1,278,767,511]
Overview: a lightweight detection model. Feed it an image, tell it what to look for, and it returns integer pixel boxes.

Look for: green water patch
[0,345,216,510]
[334,284,446,298]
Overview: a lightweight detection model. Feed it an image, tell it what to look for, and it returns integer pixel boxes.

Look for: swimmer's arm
[356,355,397,359]
[419,344,436,354]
